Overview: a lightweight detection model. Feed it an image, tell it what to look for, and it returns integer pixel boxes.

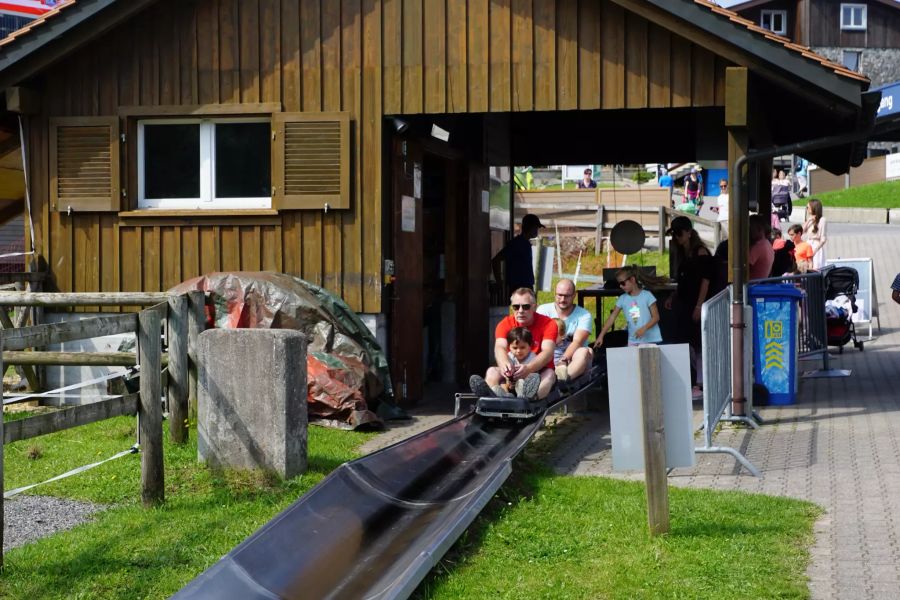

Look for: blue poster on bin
[749,284,801,405]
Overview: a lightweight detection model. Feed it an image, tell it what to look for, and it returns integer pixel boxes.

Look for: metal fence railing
[752,266,849,378]
[696,287,760,476]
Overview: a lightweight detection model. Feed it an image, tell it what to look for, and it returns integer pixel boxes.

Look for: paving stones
[541,227,900,600]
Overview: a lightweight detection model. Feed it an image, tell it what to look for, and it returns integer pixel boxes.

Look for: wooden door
[389,138,424,406]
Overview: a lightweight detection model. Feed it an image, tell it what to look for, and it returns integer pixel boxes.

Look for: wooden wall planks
[30,0,728,314]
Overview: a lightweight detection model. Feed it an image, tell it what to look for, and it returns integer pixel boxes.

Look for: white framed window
[760,10,787,35]
[840,4,867,31]
[841,49,862,71]
[137,118,271,209]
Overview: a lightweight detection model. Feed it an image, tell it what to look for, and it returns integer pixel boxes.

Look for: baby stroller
[823,267,864,353]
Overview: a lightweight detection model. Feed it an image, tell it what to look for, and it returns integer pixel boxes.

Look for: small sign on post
[637,345,668,536]
[607,343,694,537]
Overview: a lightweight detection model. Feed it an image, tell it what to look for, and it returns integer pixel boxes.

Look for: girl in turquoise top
[595,266,663,346]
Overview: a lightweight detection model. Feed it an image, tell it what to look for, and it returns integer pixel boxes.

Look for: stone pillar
[198,329,308,479]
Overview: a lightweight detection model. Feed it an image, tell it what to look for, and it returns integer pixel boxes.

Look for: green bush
[632,170,654,184]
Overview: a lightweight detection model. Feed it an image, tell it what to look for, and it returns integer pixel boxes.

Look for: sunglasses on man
[511,303,532,311]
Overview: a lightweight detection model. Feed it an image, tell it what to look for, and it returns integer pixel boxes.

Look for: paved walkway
[546,224,900,600]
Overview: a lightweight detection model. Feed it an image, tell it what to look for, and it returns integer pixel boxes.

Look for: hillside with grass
[815,179,900,208]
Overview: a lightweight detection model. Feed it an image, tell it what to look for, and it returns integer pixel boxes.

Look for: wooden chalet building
[0,0,875,405]
[729,0,900,87]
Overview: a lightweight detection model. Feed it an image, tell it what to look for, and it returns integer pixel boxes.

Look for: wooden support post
[187,291,205,421]
[0,309,39,391]
[167,295,189,444]
[138,308,164,507]
[638,345,669,536]
[727,66,752,418]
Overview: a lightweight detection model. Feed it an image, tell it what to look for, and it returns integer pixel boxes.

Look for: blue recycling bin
[748,283,803,405]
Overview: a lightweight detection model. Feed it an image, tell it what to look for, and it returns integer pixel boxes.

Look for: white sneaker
[555,365,569,382]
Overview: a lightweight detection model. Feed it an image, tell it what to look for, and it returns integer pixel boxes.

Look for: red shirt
[495,313,558,369]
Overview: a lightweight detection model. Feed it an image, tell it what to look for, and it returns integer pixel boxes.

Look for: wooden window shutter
[50,116,120,212]
[272,112,350,210]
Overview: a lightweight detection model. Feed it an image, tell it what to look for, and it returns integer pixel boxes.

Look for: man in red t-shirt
[470,287,558,400]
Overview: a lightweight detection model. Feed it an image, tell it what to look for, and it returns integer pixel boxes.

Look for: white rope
[573,250,582,286]
[3,369,133,405]
[18,115,37,256]
[3,445,139,499]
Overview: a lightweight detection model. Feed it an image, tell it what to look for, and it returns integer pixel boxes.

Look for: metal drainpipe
[729,126,875,417]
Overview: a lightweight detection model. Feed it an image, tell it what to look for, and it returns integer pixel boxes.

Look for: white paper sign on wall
[401,195,416,232]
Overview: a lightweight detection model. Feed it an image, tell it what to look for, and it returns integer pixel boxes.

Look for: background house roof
[729,0,900,12]
[0,0,74,49]
[698,0,868,83]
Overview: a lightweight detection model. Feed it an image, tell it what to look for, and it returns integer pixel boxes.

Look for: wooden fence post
[167,295,189,444]
[0,309,39,391]
[595,204,604,255]
[187,291,205,421]
[638,345,669,536]
[658,206,666,255]
[139,307,164,506]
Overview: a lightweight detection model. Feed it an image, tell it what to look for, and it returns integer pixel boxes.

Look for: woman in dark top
[664,216,713,388]
[683,170,701,206]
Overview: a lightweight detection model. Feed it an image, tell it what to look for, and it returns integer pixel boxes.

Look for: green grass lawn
[418,458,820,600]
[815,179,900,208]
[3,413,821,599]
[2,416,377,599]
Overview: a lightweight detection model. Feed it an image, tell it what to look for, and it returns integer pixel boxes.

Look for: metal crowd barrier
[752,267,849,378]
[696,286,760,476]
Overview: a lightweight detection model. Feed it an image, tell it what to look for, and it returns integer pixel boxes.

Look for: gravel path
[3,495,106,552]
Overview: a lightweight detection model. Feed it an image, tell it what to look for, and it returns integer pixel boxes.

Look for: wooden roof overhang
[0,0,156,91]
[608,0,875,173]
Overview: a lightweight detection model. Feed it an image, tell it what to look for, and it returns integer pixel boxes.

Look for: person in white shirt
[712,178,728,223]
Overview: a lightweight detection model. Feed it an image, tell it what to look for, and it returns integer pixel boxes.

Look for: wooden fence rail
[0,290,205,567]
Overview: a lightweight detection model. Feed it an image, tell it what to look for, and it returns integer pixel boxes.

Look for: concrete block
[198,329,308,478]
[824,207,887,224]
[889,209,900,224]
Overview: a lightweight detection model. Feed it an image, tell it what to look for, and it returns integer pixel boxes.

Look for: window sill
[119,209,279,218]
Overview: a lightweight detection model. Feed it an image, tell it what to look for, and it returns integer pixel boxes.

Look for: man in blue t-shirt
[491,214,544,296]
[537,278,594,381]
[658,169,673,190]
[658,168,674,204]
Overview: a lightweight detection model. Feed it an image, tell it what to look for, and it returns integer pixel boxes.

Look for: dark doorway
[390,142,468,406]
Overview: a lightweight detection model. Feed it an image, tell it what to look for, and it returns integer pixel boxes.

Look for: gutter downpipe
[730,128,872,417]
